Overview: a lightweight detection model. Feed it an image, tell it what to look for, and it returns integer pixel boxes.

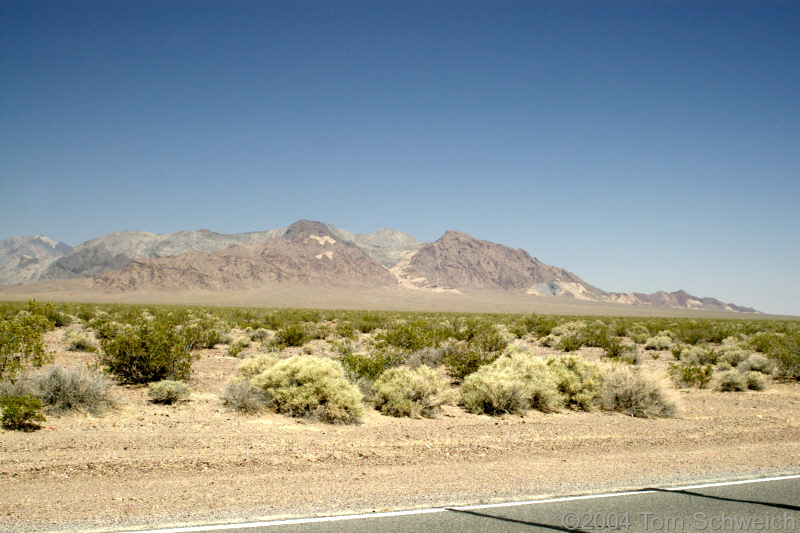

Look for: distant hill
[0,235,72,285]
[0,221,757,312]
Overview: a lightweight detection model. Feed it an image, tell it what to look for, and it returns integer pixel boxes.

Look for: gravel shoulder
[1,331,799,532]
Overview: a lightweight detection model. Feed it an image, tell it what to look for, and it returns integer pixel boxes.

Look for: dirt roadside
[1,333,799,532]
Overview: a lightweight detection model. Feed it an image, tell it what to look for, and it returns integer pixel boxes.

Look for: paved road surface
[129,474,800,533]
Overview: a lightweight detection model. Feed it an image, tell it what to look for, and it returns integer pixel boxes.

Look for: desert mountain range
[0,220,757,312]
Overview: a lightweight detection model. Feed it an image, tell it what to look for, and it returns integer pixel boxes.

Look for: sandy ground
[1,330,799,532]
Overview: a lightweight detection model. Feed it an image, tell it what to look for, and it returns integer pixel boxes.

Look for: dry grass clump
[718,370,748,392]
[600,365,679,418]
[148,380,191,404]
[546,354,603,411]
[372,366,454,418]
[34,365,114,415]
[461,348,562,415]
[250,356,364,424]
[63,328,96,352]
[220,377,265,414]
[738,353,775,375]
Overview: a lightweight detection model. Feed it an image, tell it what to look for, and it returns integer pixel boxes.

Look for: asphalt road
[130,475,800,533]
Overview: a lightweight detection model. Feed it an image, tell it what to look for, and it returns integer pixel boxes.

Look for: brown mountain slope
[96,221,396,291]
[393,230,604,298]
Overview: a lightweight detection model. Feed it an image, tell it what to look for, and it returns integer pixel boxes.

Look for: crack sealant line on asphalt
[118,473,800,533]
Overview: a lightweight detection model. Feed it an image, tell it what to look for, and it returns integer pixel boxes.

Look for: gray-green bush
[372,366,453,418]
[546,355,603,411]
[148,380,191,404]
[34,365,114,414]
[250,356,364,424]
[600,365,678,418]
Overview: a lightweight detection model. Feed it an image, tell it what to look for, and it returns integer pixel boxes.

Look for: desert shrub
[540,334,557,348]
[603,338,639,364]
[551,321,586,337]
[250,356,364,424]
[248,328,272,342]
[372,366,453,418]
[220,377,265,414]
[546,355,603,411]
[339,347,405,381]
[718,347,750,367]
[744,371,767,391]
[334,321,357,339]
[628,325,651,344]
[99,317,196,384]
[237,355,279,379]
[677,345,717,366]
[600,365,678,418]
[515,313,558,338]
[376,319,448,351]
[0,394,45,431]
[461,349,562,415]
[0,310,53,380]
[442,340,499,381]
[668,363,713,388]
[406,347,444,369]
[275,324,308,347]
[147,380,191,404]
[64,329,96,352]
[644,335,672,351]
[557,334,584,352]
[718,370,747,392]
[759,334,800,380]
[739,353,775,375]
[352,313,386,334]
[34,365,114,415]
[227,337,251,357]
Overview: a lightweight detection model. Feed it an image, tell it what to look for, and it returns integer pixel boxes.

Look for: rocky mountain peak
[283,220,339,243]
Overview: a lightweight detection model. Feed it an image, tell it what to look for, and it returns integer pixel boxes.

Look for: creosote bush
[372,366,453,418]
[0,394,45,431]
[668,363,713,388]
[148,380,191,404]
[99,317,196,384]
[275,324,308,347]
[600,365,678,418]
[250,356,364,424]
[0,307,53,380]
[34,365,114,415]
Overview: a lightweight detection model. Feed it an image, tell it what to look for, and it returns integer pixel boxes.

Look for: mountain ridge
[0,222,757,312]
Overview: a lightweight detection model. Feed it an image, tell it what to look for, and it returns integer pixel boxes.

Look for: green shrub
[557,334,584,352]
[629,325,650,344]
[147,380,191,404]
[744,371,767,391]
[551,321,586,337]
[644,335,672,351]
[0,311,53,380]
[64,329,96,352]
[227,337,251,357]
[461,349,562,415]
[442,340,499,380]
[546,355,603,411]
[718,370,747,392]
[668,363,713,388]
[99,317,196,384]
[339,347,405,381]
[250,356,364,424]
[34,365,114,415]
[335,321,357,339]
[372,366,453,418]
[600,365,678,418]
[220,377,265,414]
[275,324,308,347]
[375,319,448,351]
[0,394,45,430]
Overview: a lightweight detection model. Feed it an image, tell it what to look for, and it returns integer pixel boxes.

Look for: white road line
[119,473,800,533]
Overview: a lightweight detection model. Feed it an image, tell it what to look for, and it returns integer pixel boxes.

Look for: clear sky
[1,1,798,315]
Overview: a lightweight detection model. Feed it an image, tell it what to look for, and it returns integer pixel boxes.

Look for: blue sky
[1,1,798,315]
